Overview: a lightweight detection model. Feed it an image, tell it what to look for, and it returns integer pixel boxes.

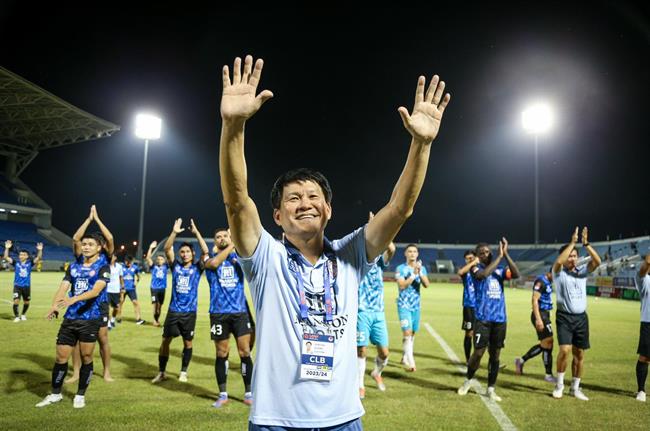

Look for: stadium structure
[0,63,645,303]
[0,66,120,270]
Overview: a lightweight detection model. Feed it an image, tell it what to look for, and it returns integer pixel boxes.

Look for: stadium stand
[0,66,120,270]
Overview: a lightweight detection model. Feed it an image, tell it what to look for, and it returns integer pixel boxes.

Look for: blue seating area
[166,237,649,276]
[0,221,74,262]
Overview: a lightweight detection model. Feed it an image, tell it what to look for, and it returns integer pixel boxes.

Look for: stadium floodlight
[135,114,162,140]
[522,103,553,134]
[10,209,18,214]
[134,113,162,261]
[521,102,553,244]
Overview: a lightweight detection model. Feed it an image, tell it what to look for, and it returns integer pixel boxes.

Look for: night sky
[2,3,649,247]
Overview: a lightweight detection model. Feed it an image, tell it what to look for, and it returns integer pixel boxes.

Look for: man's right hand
[221,55,274,122]
[570,226,579,244]
[172,218,185,235]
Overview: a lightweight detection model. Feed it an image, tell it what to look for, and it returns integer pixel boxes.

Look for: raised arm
[73,207,93,256]
[366,75,450,260]
[383,242,396,264]
[146,241,157,267]
[220,55,274,257]
[205,243,236,270]
[4,240,13,264]
[164,219,185,265]
[189,219,210,259]
[33,242,44,265]
[582,227,602,273]
[501,238,520,279]
[473,245,504,280]
[553,227,579,273]
[396,273,415,290]
[92,205,114,255]
[417,261,430,288]
[457,256,480,277]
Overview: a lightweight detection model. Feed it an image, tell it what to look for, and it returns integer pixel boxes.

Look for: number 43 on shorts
[210,324,223,336]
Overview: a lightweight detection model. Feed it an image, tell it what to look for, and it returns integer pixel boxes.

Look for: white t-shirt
[239,226,375,428]
[553,264,589,314]
[106,262,123,293]
[635,273,650,323]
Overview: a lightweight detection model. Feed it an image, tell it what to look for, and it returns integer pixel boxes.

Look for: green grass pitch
[0,271,648,430]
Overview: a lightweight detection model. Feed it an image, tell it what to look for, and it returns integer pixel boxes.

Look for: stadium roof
[0,66,120,176]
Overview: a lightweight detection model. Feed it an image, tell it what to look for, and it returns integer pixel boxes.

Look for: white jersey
[239,226,375,428]
[106,262,123,293]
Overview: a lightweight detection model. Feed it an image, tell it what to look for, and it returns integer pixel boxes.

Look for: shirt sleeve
[98,265,111,283]
[237,229,280,307]
[331,226,378,282]
[63,266,72,282]
[577,264,589,277]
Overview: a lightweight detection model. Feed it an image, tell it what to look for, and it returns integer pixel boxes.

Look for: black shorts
[531,310,554,340]
[461,306,475,331]
[13,286,31,301]
[124,289,138,301]
[210,312,253,341]
[56,319,101,346]
[99,302,109,328]
[473,320,507,349]
[108,292,121,308]
[556,311,590,349]
[151,289,166,305]
[163,312,196,340]
[638,322,650,357]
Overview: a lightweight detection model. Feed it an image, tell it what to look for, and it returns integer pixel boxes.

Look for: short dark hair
[81,232,103,244]
[125,255,133,262]
[18,249,30,256]
[405,244,419,251]
[463,249,475,258]
[91,231,106,245]
[475,242,490,253]
[179,242,194,252]
[270,168,332,210]
[214,228,228,236]
[559,243,577,255]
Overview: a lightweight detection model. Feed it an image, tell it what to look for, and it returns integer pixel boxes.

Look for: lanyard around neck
[285,239,336,323]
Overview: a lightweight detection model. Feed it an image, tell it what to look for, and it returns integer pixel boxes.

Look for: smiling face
[179,245,194,265]
[214,230,231,250]
[18,251,29,263]
[273,180,332,241]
